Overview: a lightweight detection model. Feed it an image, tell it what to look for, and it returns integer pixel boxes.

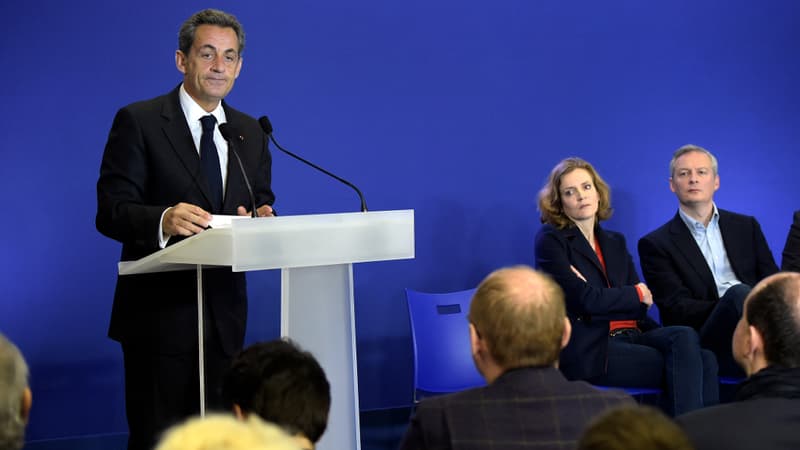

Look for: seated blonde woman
[155,414,302,450]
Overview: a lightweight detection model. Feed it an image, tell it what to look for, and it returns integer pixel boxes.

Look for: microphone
[258,116,368,212]
[218,123,257,218]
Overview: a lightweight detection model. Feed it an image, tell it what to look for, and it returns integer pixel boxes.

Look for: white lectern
[118,210,415,450]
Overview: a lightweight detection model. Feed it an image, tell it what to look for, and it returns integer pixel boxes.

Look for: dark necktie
[200,115,223,212]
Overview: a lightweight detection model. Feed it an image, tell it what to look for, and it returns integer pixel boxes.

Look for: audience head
[733,272,800,376]
[467,266,570,382]
[222,339,330,448]
[0,332,31,450]
[577,405,694,450]
[538,157,612,229]
[155,414,300,450]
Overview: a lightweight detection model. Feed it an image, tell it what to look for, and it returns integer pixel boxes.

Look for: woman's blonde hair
[156,414,301,450]
[537,157,612,229]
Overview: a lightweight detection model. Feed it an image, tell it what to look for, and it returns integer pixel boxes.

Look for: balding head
[0,332,31,450]
[733,272,800,375]
[468,266,568,372]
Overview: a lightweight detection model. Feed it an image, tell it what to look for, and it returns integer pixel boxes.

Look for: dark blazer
[638,210,778,330]
[96,86,275,355]
[534,224,657,381]
[781,210,800,272]
[398,367,633,450]
[677,397,800,450]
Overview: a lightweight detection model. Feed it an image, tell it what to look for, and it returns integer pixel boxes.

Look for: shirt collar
[678,203,719,230]
[178,83,226,126]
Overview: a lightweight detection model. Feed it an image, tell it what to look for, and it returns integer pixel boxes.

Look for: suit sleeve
[398,401,445,450]
[637,235,713,328]
[535,227,641,319]
[750,216,779,279]
[782,211,800,272]
[96,106,166,251]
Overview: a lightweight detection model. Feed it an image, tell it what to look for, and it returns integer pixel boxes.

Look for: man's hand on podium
[163,202,212,237]
[237,204,274,217]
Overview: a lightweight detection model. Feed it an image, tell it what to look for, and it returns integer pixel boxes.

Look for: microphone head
[218,123,243,142]
[258,116,274,135]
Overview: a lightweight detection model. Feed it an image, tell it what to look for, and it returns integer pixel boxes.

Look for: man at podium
[95,8,275,450]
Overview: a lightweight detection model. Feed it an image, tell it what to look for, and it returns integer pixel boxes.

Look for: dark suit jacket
[677,397,800,450]
[398,367,633,450]
[96,86,275,355]
[781,210,800,272]
[638,210,777,330]
[534,224,657,381]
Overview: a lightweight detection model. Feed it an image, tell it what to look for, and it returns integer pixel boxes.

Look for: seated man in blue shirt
[638,144,778,376]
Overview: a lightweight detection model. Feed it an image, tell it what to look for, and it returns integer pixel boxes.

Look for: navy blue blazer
[678,397,800,450]
[96,86,275,355]
[399,367,633,450]
[781,210,800,272]
[638,210,778,330]
[534,224,656,381]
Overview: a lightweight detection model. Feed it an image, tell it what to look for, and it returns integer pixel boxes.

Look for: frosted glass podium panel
[231,209,414,271]
[118,210,414,275]
[281,264,359,450]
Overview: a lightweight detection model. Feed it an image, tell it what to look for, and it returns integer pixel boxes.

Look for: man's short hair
[746,273,800,368]
[222,339,331,443]
[178,9,246,55]
[155,414,300,450]
[0,332,28,450]
[468,266,566,368]
[669,144,719,177]
[577,405,693,450]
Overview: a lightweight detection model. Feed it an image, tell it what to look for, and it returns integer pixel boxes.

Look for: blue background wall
[1,0,798,441]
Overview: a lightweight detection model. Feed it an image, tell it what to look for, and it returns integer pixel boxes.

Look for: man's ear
[21,387,32,422]
[175,50,187,74]
[232,403,246,420]
[469,323,482,358]
[748,325,764,359]
[560,317,572,350]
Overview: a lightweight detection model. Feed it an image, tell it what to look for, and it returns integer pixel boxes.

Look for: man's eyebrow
[197,44,238,53]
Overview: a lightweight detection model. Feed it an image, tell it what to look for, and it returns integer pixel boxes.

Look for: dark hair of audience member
[222,339,331,443]
[746,275,800,368]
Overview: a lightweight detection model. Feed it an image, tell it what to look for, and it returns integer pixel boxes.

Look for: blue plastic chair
[719,376,745,385]
[405,288,486,402]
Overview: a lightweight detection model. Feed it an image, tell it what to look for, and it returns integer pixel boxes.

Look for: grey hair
[669,144,719,177]
[0,332,28,450]
[178,9,246,56]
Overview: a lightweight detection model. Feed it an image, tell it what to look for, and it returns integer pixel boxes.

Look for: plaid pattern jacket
[399,366,633,450]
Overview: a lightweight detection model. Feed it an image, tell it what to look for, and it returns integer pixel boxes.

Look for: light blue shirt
[678,205,741,297]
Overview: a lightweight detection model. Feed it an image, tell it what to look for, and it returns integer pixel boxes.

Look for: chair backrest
[405,288,486,401]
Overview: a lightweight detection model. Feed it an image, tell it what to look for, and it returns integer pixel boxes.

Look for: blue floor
[23,407,414,450]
